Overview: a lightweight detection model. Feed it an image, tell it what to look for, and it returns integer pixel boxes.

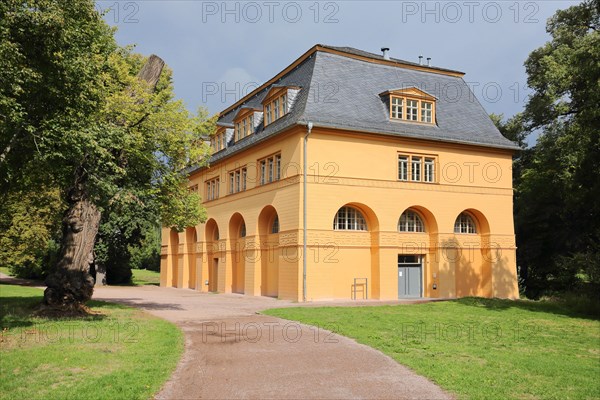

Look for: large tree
[0,0,211,312]
[515,0,600,296]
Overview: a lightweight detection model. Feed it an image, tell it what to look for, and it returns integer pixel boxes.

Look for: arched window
[334,206,367,231]
[454,213,477,234]
[398,210,425,232]
[240,222,246,237]
[271,215,279,234]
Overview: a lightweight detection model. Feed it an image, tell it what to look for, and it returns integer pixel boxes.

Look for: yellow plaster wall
[160,126,519,301]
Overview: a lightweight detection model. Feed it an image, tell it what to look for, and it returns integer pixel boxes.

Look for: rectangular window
[411,156,421,181]
[260,160,266,185]
[407,100,418,121]
[210,137,215,150]
[391,97,403,119]
[206,178,220,201]
[274,99,280,120]
[242,119,247,138]
[424,158,435,182]
[275,154,281,180]
[235,123,241,141]
[258,154,282,185]
[398,155,408,181]
[228,166,247,194]
[421,101,432,123]
[281,94,287,114]
[389,95,435,124]
[248,115,253,134]
[265,104,272,125]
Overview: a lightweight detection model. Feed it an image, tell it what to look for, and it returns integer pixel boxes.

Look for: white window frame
[421,101,432,123]
[411,156,422,181]
[407,99,418,121]
[391,97,403,119]
[398,210,425,232]
[333,206,367,231]
[398,155,408,181]
[424,158,435,182]
[454,213,477,234]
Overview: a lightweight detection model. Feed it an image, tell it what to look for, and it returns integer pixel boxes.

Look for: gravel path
[92,285,452,400]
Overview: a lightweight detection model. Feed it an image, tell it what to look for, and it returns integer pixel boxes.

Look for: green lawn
[264,298,600,400]
[131,269,160,286]
[0,266,12,276]
[0,283,183,400]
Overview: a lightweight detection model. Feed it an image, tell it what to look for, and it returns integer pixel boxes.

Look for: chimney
[427,57,431,66]
[381,47,390,60]
[418,55,423,65]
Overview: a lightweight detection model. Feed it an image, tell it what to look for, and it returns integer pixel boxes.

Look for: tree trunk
[43,183,100,310]
[42,55,165,311]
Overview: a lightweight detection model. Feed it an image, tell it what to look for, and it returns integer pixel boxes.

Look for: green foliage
[129,225,161,272]
[265,299,600,399]
[94,193,160,284]
[513,0,600,297]
[489,113,527,149]
[0,1,215,282]
[0,184,63,279]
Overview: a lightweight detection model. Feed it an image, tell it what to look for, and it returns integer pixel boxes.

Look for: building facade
[160,45,520,301]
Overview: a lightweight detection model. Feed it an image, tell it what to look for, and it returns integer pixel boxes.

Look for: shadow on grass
[0,298,111,330]
[455,297,600,321]
[0,295,41,328]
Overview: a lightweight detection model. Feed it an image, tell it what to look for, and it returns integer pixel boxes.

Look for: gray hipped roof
[202,45,519,169]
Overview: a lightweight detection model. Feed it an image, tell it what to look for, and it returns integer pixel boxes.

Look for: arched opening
[258,205,279,297]
[332,203,380,299]
[169,229,179,287]
[398,210,426,232]
[229,213,246,294]
[454,212,478,234]
[333,206,368,231]
[185,227,198,289]
[396,206,438,299]
[205,219,219,292]
[453,209,492,298]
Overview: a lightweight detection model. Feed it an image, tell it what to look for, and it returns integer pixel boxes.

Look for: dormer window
[262,86,299,127]
[233,108,260,142]
[211,128,227,152]
[383,87,436,125]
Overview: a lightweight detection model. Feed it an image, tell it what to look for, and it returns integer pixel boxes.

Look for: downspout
[303,121,313,302]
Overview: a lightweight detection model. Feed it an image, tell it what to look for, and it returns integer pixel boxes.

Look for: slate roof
[193,45,518,173]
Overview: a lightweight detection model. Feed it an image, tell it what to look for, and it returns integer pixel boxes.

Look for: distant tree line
[492,0,599,300]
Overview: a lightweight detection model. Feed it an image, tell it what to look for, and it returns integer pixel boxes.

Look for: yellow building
[160,45,520,301]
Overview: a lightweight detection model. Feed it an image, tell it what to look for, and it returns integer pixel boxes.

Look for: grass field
[0,283,183,400]
[264,298,600,400]
[131,269,160,286]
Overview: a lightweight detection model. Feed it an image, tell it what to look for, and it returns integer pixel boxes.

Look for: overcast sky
[99,0,575,127]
